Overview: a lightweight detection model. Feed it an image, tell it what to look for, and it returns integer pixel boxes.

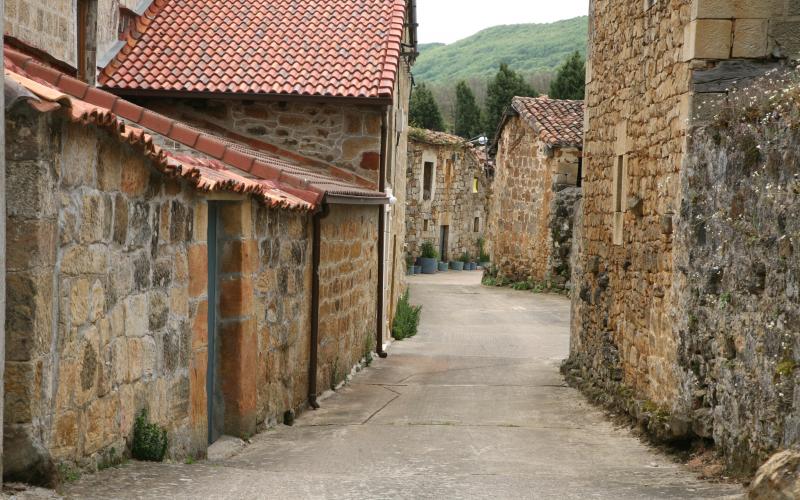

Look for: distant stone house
[405,129,490,262]
[2,0,416,484]
[566,0,800,474]
[486,96,584,288]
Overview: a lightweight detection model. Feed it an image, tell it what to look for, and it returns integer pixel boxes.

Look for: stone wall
[139,98,384,185]
[486,115,581,284]
[318,206,378,392]
[568,0,693,414]
[5,0,75,66]
[673,86,800,473]
[405,137,490,262]
[252,204,312,427]
[567,0,800,474]
[4,106,208,482]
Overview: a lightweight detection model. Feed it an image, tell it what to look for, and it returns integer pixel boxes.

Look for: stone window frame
[473,216,481,233]
[612,154,627,246]
[421,153,437,202]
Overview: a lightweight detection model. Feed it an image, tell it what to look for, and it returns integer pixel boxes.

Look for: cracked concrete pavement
[62,272,744,499]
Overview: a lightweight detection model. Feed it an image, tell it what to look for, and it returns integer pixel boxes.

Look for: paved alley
[62,273,743,499]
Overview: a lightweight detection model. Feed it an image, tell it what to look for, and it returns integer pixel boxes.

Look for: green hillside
[414,17,588,85]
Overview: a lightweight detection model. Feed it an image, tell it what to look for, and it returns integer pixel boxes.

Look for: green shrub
[132,409,168,462]
[460,252,472,263]
[420,241,438,259]
[392,290,422,341]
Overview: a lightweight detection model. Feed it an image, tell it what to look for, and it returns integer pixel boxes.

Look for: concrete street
[63,272,743,499]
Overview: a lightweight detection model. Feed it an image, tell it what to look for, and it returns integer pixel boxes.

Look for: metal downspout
[375,109,389,358]
[308,203,330,409]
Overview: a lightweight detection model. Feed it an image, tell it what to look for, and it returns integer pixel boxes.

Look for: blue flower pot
[421,257,437,274]
[438,262,449,272]
[469,263,478,271]
[450,261,464,271]
[414,265,422,275]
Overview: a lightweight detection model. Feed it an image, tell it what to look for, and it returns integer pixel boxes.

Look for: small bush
[132,409,168,462]
[460,252,472,263]
[420,241,438,259]
[392,290,422,340]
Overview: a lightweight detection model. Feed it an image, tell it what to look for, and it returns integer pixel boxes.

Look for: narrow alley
[61,274,742,499]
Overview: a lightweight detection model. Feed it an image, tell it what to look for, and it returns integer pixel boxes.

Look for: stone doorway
[439,225,449,262]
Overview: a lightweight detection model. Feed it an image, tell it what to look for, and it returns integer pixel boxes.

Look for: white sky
[416,0,590,44]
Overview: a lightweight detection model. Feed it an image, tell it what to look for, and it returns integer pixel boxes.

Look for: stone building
[565,0,800,474]
[2,0,416,484]
[486,96,583,287]
[98,0,414,356]
[405,129,490,262]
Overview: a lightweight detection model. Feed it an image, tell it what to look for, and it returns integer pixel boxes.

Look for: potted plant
[406,254,416,275]
[460,252,474,271]
[420,241,438,274]
[450,258,464,271]
[438,261,449,272]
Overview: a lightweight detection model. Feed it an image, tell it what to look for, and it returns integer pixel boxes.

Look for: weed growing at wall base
[132,409,168,462]
[392,291,422,340]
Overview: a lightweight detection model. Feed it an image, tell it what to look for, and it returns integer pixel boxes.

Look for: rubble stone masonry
[5,106,209,481]
[140,99,384,186]
[318,206,378,392]
[487,116,581,286]
[567,0,800,474]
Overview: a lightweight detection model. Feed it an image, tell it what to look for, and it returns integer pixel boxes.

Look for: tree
[549,51,586,100]
[484,64,537,139]
[409,83,445,131]
[453,81,484,139]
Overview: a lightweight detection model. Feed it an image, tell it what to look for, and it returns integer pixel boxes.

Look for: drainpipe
[308,203,330,409]
[375,108,389,358]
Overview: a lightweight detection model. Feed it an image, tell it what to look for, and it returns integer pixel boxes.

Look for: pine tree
[453,81,483,139]
[549,51,586,100]
[484,64,537,139]
[409,83,445,131]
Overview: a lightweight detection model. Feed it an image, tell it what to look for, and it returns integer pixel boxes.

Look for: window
[474,217,480,233]
[423,161,434,200]
[472,177,479,193]
[76,0,97,83]
[77,0,88,80]
[118,8,136,40]
[423,219,429,232]
[613,155,625,245]
[577,157,583,188]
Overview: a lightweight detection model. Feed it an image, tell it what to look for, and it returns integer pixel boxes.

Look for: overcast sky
[416,0,590,44]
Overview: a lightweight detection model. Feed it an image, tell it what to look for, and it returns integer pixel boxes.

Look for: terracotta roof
[100,0,409,100]
[510,96,584,149]
[409,128,465,146]
[5,46,387,207]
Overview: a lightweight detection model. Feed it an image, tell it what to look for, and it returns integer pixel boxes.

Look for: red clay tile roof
[100,0,409,100]
[5,45,387,207]
[511,96,584,149]
[409,128,465,146]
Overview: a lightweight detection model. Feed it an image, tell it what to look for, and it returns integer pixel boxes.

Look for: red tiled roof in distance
[511,96,585,149]
[100,0,409,100]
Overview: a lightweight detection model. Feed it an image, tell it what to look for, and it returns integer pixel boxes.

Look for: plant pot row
[407,261,487,275]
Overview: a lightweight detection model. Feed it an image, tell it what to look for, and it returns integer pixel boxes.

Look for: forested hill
[414,16,588,84]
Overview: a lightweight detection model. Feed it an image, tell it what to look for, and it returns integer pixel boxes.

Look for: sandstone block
[120,155,151,196]
[124,294,149,337]
[192,300,209,349]
[684,19,732,61]
[187,244,208,298]
[770,21,800,59]
[219,277,255,319]
[69,278,91,327]
[61,245,109,276]
[733,19,768,58]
